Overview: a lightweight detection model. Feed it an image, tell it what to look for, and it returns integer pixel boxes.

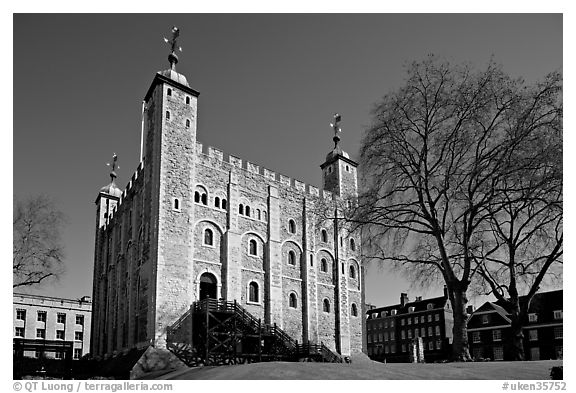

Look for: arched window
[350,238,356,251]
[222,199,227,210]
[349,265,356,279]
[204,229,213,246]
[323,299,330,313]
[173,198,180,210]
[249,239,257,256]
[201,193,207,205]
[246,206,251,217]
[351,303,358,317]
[186,96,190,105]
[249,282,259,303]
[239,204,244,215]
[166,111,170,120]
[288,219,296,234]
[321,229,328,243]
[167,88,172,96]
[262,211,267,221]
[320,258,328,272]
[186,119,190,128]
[288,250,296,266]
[194,192,200,203]
[289,293,297,308]
[215,197,220,208]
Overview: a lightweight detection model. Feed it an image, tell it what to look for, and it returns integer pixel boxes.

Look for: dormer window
[528,313,538,323]
[408,306,415,313]
[554,310,563,320]
[427,303,433,310]
[482,314,489,324]
[391,309,397,316]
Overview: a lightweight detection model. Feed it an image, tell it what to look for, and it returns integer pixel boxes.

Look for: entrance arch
[199,272,218,300]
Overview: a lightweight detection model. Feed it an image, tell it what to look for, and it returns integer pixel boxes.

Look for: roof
[100,181,123,198]
[159,68,190,88]
[366,295,448,317]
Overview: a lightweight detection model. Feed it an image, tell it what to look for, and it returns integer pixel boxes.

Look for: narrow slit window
[166,111,170,120]
[249,239,257,256]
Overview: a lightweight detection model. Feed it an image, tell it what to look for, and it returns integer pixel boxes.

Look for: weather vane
[164,26,182,70]
[106,153,119,181]
[330,113,342,148]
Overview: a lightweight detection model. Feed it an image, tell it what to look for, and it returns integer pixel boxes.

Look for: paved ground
[159,359,562,380]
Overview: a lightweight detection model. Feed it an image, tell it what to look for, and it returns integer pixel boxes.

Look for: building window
[401,344,406,353]
[239,204,244,215]
[528,313,538,323]
[427,303,433,310]
[428,341,434,350]
[289,293,298,308]
[246,206,251,217]
[222,199,227,210]
[321,229,328,243]
[482,314,489,324]
[288,250,296,266]
[215,197,220,208]
[554,326,563,339]
[401,319,405,326]
[15,327,24,337]
[172,198,180,211]
[435,313,440,322]
[37,311,46,322]
[320,258,328,272]
[421,327,426,337]
[367,335,372,344]
[349,265,356,279]
[427,314,432,322]
[203,228,214,246]
[195,191,200,203]
[186,96,190,105]
[248,282,259,303]
[75,332,83,341]
[249,239,257,256]
[408,330,412,339]
[494,346,504,361]
[167,88,172,96]
[185,119,190,128]
[257,209,261,220]
[391,309,397,316]
[36,329,46,339]
[56,330,65,340]
[288,219,296,234]
[384,332,389,341]
[35,351,41,359]
[436,340,442,350]
[351,303,358,317]
[528,329,538,341]
[201,193,208,205]
[323,299,330,313]
[435,326,441,336]
[350,238,356,251]
[76,315,84,326]
[74,349,82,360]
[407,317,411,325]
[554,310,563,320]
[165,111,170,120]
[401,330,406,339]
[408,306,415,313]
[16,309,26,320]
[493,329,502,342]
[472,331,481,343]
[54,352,63,360]
[262,210,267,221]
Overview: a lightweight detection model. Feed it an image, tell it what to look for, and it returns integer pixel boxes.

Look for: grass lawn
[161,359,562,380]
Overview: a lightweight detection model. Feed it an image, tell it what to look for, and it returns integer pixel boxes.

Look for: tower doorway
[199,272,217,300]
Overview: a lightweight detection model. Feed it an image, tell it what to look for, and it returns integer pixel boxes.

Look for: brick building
[467,289,563,361]
[91,29,364,360]
[366,290,453,362]
[13,293,92,359]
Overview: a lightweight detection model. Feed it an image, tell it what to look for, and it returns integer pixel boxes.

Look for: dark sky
[13,14,562,306]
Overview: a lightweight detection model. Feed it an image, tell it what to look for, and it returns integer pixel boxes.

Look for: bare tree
[473,72,562,360]
[13,195,66,288]
[353,55,560,361]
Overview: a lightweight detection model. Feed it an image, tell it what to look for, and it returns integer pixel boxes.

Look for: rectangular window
[528,313,538,323]
[530,347,540,360]
[384,345,389,354]
[56,330,65,340]
[435,313,440,322]
[427,314,432,322]
[377,333,382,342]
[15,327,24,337]
[37,311,46,322]
[436,340,442,350]
[408,329,412,339]
[391,344,396,353]
[57,313,66,324]
[493,329,502,342]
[482,314,489,324]
[75,331,83,341]
[401,344,406,353]
[76,315,84,325]
[36,329,45,339]
[428,326,433,336]
[421,327,426,337]
[401,330,406,339]
[554,310,563,320]
[472,331,481,343]
[401,319,405,326]
[554,326,563,339]
[420,316,425,323]
[74,349,82,360]
[493,346,504,361]
[428,341,434,350]
[16,309,26,320]
[390,319,395,327]
[435,326,441,336]
[384,332,389,341]
[529,329,538,341]
[54,352,63,360]
[407,317,412,325]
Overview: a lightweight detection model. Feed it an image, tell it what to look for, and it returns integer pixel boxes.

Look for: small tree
[13,195,66,288]
[473,72,562,360]
[354,55,560,361]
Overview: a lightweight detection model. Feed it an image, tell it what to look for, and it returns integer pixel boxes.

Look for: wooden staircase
[167,298,342,366]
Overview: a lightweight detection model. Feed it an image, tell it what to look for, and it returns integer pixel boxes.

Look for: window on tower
[323,299,331,313]
[166,111,170,120]
[248,282,259,303]
[186,119,190,128]
[289,293,298,308]
[349,265,356,279]
[249,239,257,256]
[239,204,244,215]
[203,229,214,246]
[288,219,296,234]
[215,197,220,208]
[167,88,172,96]
[321,229,328,243]
[320,258,328,272]
[288,250,296,266]
[186,96,190,105]
[350,238,356,251]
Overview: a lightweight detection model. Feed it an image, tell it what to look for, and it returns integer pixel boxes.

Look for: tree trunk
[509,299,526,361]
[450,285,472,361]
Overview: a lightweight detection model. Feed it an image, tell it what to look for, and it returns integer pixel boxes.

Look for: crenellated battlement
[103,160,145,229]
[195,142,335,200]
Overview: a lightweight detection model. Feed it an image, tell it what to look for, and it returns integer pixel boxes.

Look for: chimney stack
[400,293,409,307]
